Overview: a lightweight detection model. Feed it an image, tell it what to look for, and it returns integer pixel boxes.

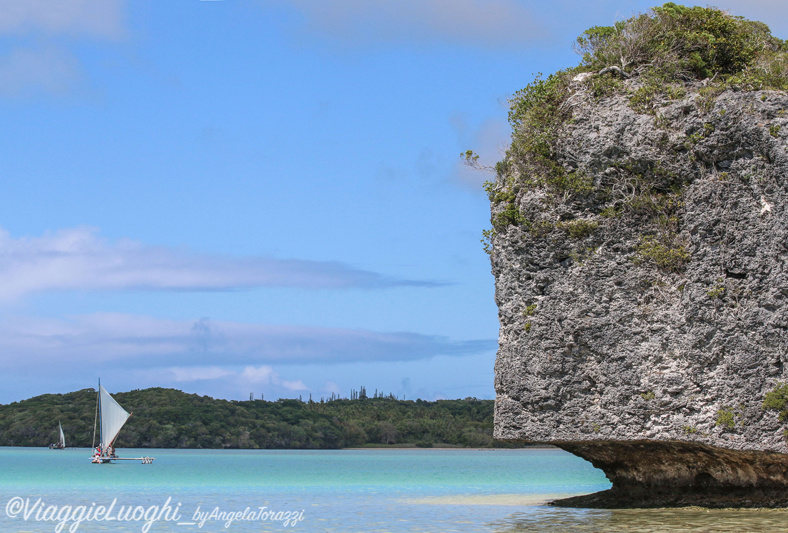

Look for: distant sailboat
[91,380,154,464]
[49,421,65,449]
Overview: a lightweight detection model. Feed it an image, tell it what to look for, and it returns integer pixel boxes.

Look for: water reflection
[491,506,788,533]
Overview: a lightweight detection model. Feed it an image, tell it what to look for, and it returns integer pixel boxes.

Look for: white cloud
[141,364,310,400]
[0,313,496,370]
[0,0,126,39]
[170,366,235,382]
[281,379,309,391]
[278,0,548,49]
[239,365,308,392]
[323,381,342,396]
[0,0,126,98]
[241,365,279,384]
[0,226,437,301]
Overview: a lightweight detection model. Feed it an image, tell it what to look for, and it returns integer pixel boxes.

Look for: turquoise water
[0,447,784,532]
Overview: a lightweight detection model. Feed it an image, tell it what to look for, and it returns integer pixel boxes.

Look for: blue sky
[1,0,785,404]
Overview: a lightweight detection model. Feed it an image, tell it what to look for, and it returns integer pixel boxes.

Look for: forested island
[0,388,517,449]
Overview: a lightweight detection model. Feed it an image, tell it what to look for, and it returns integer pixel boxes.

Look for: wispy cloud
[148,364,310,402]
[278,0,548,49]
[170,366,235,382]
[0,0,126,98]
[240,365,280,384]
[168,364,307,391]
[0,313,497,370]
[0,226,438,301]
[0,46,80,97]
[0,0,126,39]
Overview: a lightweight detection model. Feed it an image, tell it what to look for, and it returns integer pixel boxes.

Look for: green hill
[0,388,515,449]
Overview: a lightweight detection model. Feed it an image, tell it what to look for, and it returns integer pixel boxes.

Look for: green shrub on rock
[576,3,785,81]
[763,384,788,421]
[634,235,690,272]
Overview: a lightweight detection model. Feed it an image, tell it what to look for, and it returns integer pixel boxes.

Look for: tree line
[0,387,526,449]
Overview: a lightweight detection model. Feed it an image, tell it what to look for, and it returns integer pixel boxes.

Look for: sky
[0,0,785,404]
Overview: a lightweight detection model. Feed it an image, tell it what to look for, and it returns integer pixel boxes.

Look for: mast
[98,378,102,453]
[92,389,99,450]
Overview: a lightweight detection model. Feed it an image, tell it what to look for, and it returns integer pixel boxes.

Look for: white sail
[99,385,131,451]
[58,421,65,448]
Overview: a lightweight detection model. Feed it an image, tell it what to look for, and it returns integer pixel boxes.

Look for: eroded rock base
[551,440,788,508]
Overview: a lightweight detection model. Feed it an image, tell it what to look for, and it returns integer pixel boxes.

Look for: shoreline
[7,444,559,451]
[343,444,558,450]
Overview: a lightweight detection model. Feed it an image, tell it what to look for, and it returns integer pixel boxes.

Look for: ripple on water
[490,507,788,533]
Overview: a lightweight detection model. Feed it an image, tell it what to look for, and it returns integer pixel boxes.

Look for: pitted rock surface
[490,80,788,506]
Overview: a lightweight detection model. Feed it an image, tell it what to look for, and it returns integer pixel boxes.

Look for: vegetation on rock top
[475,3,786,270]
[576,3,785,82]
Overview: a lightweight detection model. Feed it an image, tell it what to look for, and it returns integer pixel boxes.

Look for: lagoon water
[0,447,784,532]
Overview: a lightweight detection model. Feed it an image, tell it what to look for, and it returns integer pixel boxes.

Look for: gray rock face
[553,440,788,508]
[490,79,788,505]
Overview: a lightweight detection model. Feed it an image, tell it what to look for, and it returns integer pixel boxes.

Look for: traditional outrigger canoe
[91,380,154,464]
[49,421,65,450]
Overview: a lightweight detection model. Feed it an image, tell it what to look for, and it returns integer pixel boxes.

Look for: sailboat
[91,380,154,464]
[49,421,65,449]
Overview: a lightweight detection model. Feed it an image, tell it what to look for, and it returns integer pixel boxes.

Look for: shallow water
[492,507,788,533]
[0,447,782,532]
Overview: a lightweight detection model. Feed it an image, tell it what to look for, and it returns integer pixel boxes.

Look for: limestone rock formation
[487,4,788,507]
